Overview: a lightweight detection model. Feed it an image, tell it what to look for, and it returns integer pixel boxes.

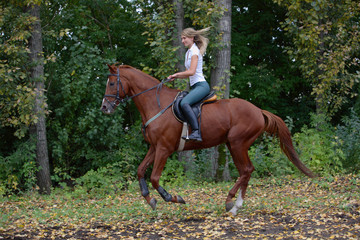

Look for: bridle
[103,68,128,109]
[103,66,179,135]
[103,67,172,110]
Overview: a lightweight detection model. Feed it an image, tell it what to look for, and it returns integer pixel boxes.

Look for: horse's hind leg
[137,146,157,210]
[225,142,254,216]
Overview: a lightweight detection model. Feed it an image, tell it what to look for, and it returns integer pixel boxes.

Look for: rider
[168,27,211,142]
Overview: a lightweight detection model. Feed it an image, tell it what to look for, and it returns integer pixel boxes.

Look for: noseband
[103,67,172,110]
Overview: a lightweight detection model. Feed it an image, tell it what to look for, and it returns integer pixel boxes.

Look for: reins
[104,67,175,133]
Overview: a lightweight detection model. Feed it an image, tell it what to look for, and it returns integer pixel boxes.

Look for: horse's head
[101,64,129,114]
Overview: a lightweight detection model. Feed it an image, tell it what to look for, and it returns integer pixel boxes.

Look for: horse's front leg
[137,146,157,210]
[150,146,186,208]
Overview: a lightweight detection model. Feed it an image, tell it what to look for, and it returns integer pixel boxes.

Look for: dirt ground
[1,205,359,239]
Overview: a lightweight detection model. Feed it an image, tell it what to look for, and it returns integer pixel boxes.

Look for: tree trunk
[210,0,232,99]
[215,144,231,182]
[210,0,232,182]
[173,0,186,73]
[27,3,51,195]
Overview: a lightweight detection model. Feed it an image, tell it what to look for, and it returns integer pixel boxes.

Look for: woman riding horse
[168,27,211,142]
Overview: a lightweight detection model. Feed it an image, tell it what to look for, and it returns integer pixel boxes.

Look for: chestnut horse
[101,64,314,216]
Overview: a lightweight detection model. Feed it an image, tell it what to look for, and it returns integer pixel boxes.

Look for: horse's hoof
[229,208,238,216]
[149,198,157,210]
[225,201,234,212]
[177,195,186,204]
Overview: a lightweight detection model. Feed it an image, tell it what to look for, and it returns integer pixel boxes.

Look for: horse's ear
[107,64,116,72]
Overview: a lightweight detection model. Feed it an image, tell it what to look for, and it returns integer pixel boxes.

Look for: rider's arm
[168,55,198,80]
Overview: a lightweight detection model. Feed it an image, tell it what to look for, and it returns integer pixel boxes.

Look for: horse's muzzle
[100,103,113,114]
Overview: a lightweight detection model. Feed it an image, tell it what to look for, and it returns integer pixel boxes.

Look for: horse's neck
[127,70,178,121]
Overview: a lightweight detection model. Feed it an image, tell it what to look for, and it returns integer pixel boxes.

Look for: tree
[230,0,315,130]
[209,0,232,182]
[27,2,51,194]
[0,2,37,138]
[173,0,186,74]
[171,0,195,169]
[40,0,152,180]
[274,0,360,118]
[0,0,51,194]
[135,0,228,181]
[211,0,232,99]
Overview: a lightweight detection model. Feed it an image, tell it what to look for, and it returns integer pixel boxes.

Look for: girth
[172,91,217,123]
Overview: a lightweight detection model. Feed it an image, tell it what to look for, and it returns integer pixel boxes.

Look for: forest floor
[0,174,359,239]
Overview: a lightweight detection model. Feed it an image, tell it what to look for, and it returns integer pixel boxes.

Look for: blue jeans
[180,81,210,107]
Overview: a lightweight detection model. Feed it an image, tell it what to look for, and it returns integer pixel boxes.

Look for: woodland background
[1,0,360,196]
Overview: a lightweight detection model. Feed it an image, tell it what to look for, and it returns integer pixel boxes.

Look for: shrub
[0,138,37,195]
[159,154,187,187]
[293,114,344,176]
[187,148,216,182]
[73,120,148,194]
[248,114,344,177]
[336,109,360,173]
[75,161,130,196]
[249,135,295,178]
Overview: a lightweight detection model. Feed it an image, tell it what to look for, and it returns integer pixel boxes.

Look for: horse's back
[202,98,265,142]
[204,98,263,122]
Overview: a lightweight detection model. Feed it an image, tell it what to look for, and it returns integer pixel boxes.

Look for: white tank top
[185,44,206,86]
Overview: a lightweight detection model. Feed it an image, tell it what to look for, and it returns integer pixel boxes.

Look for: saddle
[172,91,217,123]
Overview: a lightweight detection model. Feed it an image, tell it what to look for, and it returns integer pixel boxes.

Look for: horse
[101,64,315,216]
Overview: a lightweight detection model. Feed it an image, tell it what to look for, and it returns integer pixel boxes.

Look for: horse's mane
[118,65,160,83]
[115,64,177,94]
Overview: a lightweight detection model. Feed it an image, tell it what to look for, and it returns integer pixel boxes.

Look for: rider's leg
[181,103,202,141]
[180,81,210,141]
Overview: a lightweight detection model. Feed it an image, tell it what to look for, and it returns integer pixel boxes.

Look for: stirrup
[181,130,190,140]
[182,130,202,142]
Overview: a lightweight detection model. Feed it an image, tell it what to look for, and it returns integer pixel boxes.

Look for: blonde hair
[182,27,210,55]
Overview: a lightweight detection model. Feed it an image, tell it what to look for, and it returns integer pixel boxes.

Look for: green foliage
[74,122,148,195]
[136,0,223,82]
[336,109,360,172]
[2,0,360,196]
[274,0,360,117]
[55,121,145,189]
[46,40,123,177]
[293,114,344,176]
[75,162,128,196]
[159,154,187,187]
[0,138,37,195]
[0,3,38,138]
[249,115,344,177]
[249,135,295,178]
[183,149,213,182]
[39,0,152,182]
[231,0,314,130]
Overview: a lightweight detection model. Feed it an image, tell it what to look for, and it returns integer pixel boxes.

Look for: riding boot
[181,103,202,142]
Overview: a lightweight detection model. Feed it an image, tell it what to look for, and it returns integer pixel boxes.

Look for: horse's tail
[261,110,315,178]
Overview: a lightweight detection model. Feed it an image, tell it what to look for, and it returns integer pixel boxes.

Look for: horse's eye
[109,82,115,86]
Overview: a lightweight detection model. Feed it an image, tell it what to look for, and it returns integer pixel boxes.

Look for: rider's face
[181,35,194,48]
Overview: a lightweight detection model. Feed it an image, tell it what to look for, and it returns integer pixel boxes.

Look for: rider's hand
[168,75,175,81]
